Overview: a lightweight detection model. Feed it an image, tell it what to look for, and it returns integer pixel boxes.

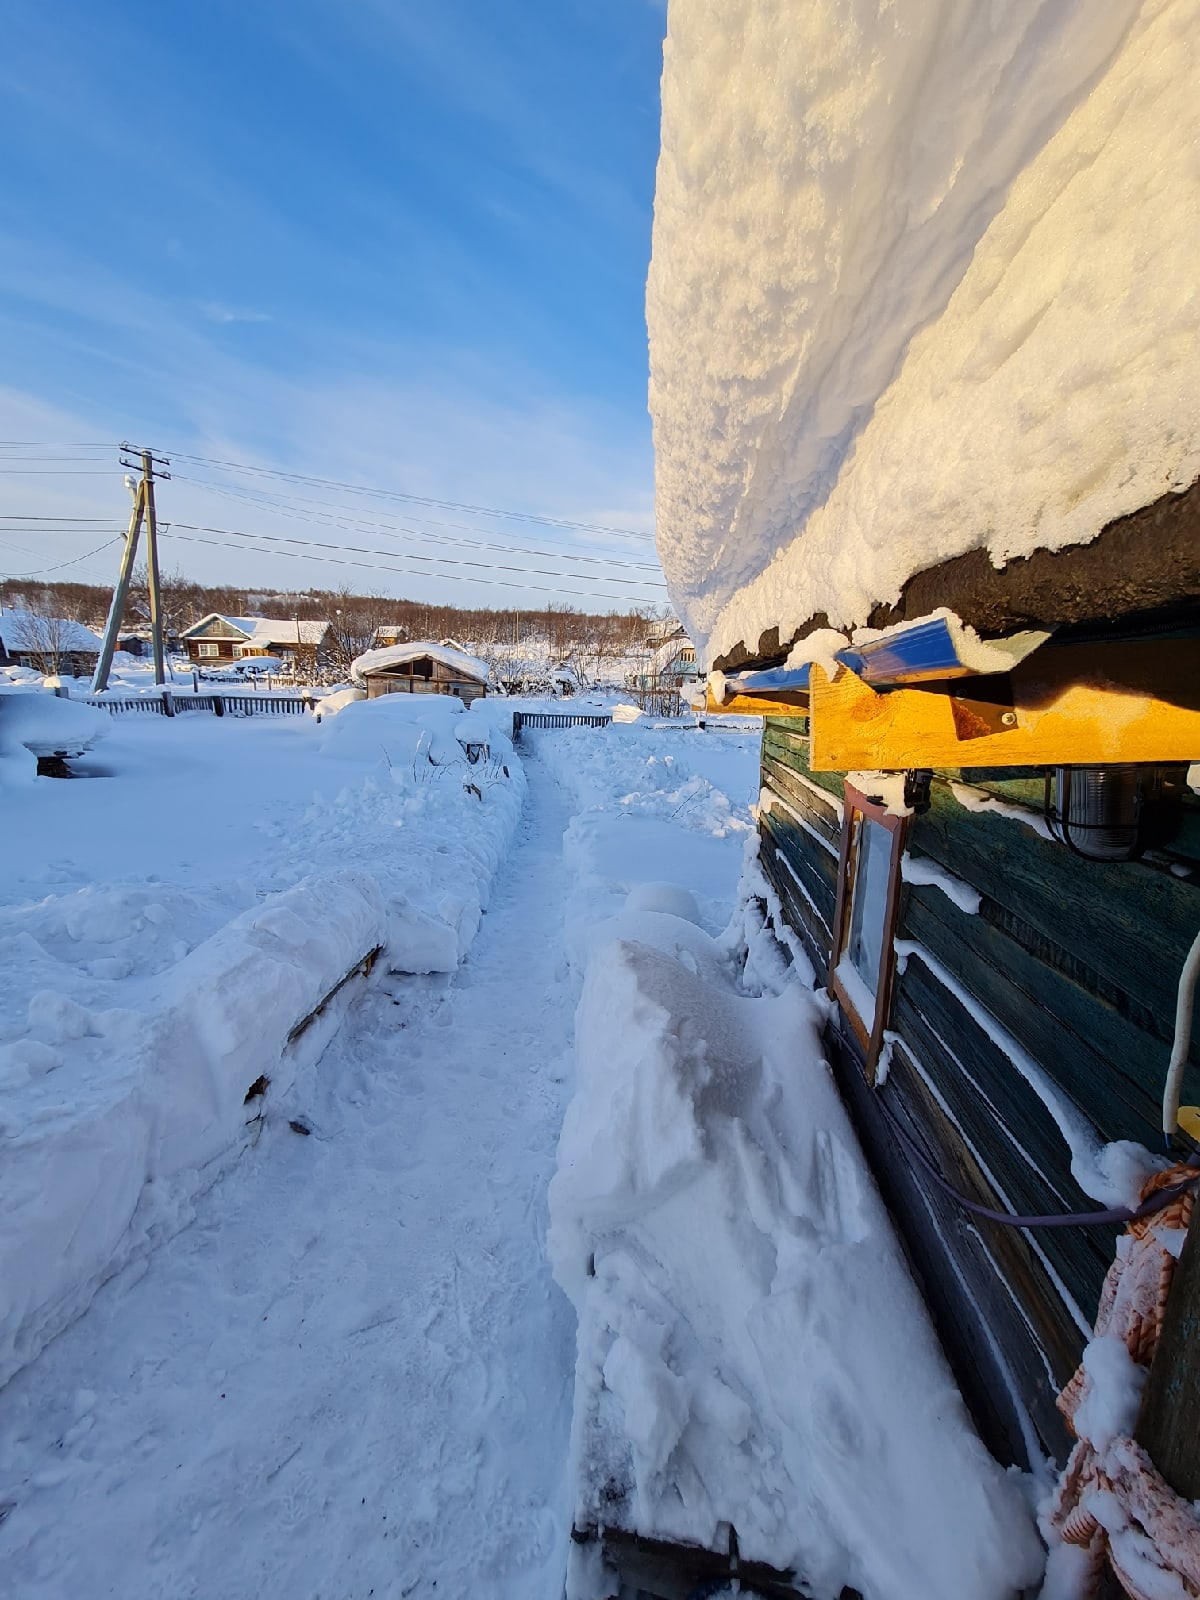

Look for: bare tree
[5,600,80,674]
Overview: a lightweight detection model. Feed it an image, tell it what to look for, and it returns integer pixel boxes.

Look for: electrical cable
[1162,925,1200,1138]
[3,538,124,578]
[169,471,659,559]
[157,527,660,603]
[166,474,664,572]
[161,450,654,539]
[159,520,666,591]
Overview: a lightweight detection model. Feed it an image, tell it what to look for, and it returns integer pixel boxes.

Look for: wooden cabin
[643,2,1200,1588]
[349,641,490,705]
[0,610,102,678]
[180,614,332,674]
[703,516,1200,1497]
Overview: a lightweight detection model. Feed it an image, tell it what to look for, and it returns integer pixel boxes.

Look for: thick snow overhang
[650,0,1200,674]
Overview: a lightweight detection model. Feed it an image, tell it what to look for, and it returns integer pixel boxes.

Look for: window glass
[845,815,892,998]
[197,642,219,658]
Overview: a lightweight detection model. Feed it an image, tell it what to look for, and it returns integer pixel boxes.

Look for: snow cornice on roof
[650,0,1200,670]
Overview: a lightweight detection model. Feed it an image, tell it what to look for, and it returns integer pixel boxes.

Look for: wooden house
[349,641,490,704]
[0,610,103,678]
[710,556,1200,1476]
[641,1,1200,1590]
[180,614,332,674]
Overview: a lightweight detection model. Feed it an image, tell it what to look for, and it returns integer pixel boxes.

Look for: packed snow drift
[0,689,522,1386]
[530,719,1044,1598]
[648,0,1200,661]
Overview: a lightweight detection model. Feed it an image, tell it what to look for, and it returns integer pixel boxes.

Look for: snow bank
[0,698,528,1388]
[0,690,106,782]
[551,927,1045,1599]
[0,871,386,1388]
[532,720,759,970]
[649,0,1200,660]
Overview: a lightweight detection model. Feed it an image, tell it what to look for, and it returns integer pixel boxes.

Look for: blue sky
[0,0,669,610]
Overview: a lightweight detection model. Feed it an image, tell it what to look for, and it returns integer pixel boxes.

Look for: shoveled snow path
[0,755,578,1600]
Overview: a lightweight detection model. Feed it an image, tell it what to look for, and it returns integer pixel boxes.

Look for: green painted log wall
[757,714,1200,1467]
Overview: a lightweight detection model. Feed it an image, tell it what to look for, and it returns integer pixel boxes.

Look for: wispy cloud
[197,301,273,325]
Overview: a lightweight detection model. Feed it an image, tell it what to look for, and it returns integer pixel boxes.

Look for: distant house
[0,609,103,677]
[629,623,699,695]
[180,614,332,672]
[350,642,490,704]
[649,624,698,687]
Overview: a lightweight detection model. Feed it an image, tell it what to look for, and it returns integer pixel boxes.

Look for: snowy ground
[0,699,1046,1599]
[0,754,576,1599]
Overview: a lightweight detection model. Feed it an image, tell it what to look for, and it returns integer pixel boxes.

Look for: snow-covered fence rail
[511,711,612,739]
[0,871,387,1390]
[82,691,315,719]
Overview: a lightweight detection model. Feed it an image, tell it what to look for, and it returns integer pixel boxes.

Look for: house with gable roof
[180,614,332,674]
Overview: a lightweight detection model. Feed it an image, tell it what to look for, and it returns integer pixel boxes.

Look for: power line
[170,471,657,556]
[0,439,656,542]
[2,538,123,578]
[160,520,665,590]
[166,474,665,573]
[157,527,662,604]
[162,450,654,540]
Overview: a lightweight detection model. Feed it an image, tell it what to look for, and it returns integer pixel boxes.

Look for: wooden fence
[82,691,314,719]
[511,711,612,739]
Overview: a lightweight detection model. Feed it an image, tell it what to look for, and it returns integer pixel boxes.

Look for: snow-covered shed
[349,642,490,705]
[611,3,1200,1594]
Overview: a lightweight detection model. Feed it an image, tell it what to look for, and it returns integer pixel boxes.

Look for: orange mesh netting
[1047,1167,1199,1599]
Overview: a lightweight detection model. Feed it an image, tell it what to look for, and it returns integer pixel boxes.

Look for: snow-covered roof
[649,1,1200,665]
[650,629,697,677]
[349,642,491,686]
[0,609,103,653]
[181,614,329,646]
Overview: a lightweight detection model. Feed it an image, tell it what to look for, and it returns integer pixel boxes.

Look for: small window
[197,641,219,658]
[830,783,907,1073]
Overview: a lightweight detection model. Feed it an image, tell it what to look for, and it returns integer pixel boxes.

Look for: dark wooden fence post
[161,691,174,717]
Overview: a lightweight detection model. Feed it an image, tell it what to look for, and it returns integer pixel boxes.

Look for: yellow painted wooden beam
[705,688,808,718]
[809,638,1200,771]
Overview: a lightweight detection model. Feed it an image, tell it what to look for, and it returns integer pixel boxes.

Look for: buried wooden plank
[572,1523,861,1600]
[286,945,383,1045]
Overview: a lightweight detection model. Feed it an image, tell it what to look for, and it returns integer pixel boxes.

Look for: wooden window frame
[196,641,220,658]
[829,782,908,1079]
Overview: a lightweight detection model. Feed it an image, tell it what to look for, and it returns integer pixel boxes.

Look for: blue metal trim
[726,664,812,694]
[836,617,968,685]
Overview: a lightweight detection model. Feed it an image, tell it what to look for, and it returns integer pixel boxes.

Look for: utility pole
[142,450,166,684]
[92,444,171,692]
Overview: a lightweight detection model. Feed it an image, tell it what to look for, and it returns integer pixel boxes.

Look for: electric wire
[169,471,656,557]
[166,474,665,573]
[160,450,654,540]
[160,520,665,590]
[3,538,124,579]
[157,527,661,603]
